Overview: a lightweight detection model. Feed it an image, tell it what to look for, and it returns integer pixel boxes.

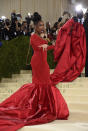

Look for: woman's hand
[38,44,49,51]
[52,42,55,46]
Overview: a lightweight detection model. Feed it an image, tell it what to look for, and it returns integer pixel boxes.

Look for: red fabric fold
[50,19,86,85]
[0,83,69,131]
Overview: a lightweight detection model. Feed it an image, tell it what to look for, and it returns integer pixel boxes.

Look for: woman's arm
[47,43,55,50]
[30,34,48,51]
[38,44,49,51]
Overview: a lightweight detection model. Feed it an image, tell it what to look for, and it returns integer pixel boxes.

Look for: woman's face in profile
[35,21,45,35]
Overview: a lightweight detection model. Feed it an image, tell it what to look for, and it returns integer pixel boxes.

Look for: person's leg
[85,59,88,77]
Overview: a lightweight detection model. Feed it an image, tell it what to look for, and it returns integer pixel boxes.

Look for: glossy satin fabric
[50,19,86,85]
[0,34,69,131]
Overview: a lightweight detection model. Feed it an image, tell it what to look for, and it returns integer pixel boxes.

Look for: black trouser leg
[85,54,88,77]
[85,61,88,77]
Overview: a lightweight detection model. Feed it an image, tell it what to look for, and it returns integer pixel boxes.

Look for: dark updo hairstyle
[32,12,42,25]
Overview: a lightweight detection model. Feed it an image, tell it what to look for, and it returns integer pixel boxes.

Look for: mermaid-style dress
[0,34,69,131]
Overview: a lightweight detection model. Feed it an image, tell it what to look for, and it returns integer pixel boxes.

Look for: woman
[0,12,69,131]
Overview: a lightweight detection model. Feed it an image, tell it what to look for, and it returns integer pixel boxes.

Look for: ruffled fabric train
[0,83,69,131]
[50,19,86,85]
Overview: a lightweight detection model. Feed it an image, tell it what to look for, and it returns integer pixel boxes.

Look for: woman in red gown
[0,12,69,131]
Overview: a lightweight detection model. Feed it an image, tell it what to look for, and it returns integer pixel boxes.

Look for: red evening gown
[0,34,69,131]
[50,19,86,85]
